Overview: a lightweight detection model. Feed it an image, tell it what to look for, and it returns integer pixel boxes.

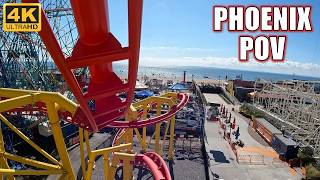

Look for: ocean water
[113,64,320,81]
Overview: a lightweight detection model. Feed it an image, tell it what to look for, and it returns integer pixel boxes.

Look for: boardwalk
[204,93,302,180]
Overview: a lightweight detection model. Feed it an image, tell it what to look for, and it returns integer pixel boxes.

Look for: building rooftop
[255,118,282,135]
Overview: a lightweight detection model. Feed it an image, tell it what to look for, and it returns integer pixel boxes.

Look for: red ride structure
[15,1,190,179]
[24,0,143,132]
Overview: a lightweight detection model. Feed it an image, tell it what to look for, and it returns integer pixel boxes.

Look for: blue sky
[109,0,320,77]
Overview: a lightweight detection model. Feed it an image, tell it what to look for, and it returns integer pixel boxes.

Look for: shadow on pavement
[210,150,230,163]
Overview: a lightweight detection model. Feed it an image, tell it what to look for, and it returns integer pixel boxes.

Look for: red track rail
[23,0,143,132]
[135,152,171,180]
[17,1,186,179]
[108,93,189,128]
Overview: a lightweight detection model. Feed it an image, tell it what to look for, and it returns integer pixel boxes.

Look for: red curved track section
[135,152,171,180]
[23,0,143,132]
[19,1,186,179]
[109,93,189,128]
[110,93,188,180]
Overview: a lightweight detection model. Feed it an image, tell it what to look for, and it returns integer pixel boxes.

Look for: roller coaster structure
[254,80,320,157]
[0,0,77,91]
[0,0,189,179]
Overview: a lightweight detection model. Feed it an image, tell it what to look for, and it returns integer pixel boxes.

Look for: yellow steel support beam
[91,143,132,156]
[0,122,15,180]
[0,88,80,179]
[154,104,162,154]
[0,169,63,176]
[134,128,143,146]
[79,129,87,179]
[125,106,137,152]
[58,174,67,180]
[108,154,120,180]
[113,133,124,146]
[84,130,92,158]
[103,154,110,180]
[122,154,134,180]
[85,153,95,180]
[46,102,75,180]
[43,93,77,114]
[0,93,41,112]
[0,88,40,97]
[0,88,77,115]
[3,152,61,170]
[82,127,132,180]
[0,88,181,180]
[84,143,132,180]
[108,152,135,180]
[168,94,177,160]
[0,114,60,165]
[160,120,170,153]
[119,93,176,156]
[141,108,148,151]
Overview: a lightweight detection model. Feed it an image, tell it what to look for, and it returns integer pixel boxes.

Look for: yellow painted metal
[81,127,132,180]
[91,143,132,156]
[0,93,41,112]
[168,116,176,160]
[103,154,110,180]
[108,152,135,180]
[0,88,78,179]
[85,153,95,180]
[160,120,170,154]
[108,153,120,180]
[0,114,61,165]
[133,92,177,159]
[134,128,143,146]
[84,93,178,179]
[168,93,177,160]
[0,88,78,114]
[84,142,132,179]
[0,88,180,179]
[141,108,148,151]
[58,174,67,180]
[3,152,61,170]
[115,93,177,158]
[43,93,78,114]
[46,102,75,179]
[125,105,137,152]
[0,88,40,97]
[84,130,92,158]
[79,129,86,179]
[0,122,15,180]
[122,154,134,180]
[113,132,124,146]
[0,169,64,176]
[154,104,162,154]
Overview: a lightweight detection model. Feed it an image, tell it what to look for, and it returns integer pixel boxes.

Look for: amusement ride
[0,0,189,179]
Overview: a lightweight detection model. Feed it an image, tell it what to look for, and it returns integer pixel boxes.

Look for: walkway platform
[203,93,302,180]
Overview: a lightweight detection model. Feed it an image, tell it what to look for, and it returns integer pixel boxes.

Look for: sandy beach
[135,74,225,85]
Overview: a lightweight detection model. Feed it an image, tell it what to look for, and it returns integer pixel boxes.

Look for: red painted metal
[144,152,171,180]
[108,93,189,128]
[23,0,143,132]
[15,1,185,179]
[135,152,172,180]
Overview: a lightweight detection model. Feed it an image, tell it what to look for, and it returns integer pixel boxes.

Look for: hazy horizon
[109,0,320,78]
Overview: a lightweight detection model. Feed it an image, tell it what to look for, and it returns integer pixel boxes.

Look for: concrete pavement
[204,93,302,180]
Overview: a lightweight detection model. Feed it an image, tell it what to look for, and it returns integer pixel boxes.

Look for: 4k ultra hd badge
[3,3,41,32]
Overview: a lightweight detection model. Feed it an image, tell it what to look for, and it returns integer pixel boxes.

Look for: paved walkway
[204,93,302,180]
[47,133,112,180]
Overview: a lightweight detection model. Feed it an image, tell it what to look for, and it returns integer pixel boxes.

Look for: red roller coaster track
[23,0,142,132]
[18,1,189,179]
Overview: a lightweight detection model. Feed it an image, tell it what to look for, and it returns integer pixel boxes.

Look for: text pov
[213,6,312,62]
